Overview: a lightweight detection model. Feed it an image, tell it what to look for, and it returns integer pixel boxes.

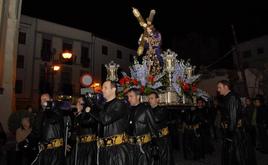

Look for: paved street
[1,138,268,165]
[173,140,268,165]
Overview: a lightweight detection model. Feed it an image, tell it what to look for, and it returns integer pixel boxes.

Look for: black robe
[182,108,204,160]
[30,109,65,165]
[220,92,256,165]
[128,103,158,165]
[256,106,268,153]
[150,105,173,165]
[69,112,97,165]
[198,107,214,154]
[89,98,130,165]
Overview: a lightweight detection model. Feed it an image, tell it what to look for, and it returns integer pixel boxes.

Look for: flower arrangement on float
[105,49,209,105]
[117,58,164,98]
[170,55,209,102]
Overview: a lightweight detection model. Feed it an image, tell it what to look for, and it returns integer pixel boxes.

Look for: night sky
[21,0,268,67]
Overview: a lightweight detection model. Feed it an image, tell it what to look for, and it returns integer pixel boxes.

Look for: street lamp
[51,62,61,98]
[43,49,74,98]
[61,51,73,60]
[51,50,72,96]
[52,64,61,71]
[92,83,100,88]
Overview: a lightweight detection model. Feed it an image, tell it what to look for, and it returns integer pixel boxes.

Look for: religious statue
[132,7,163,76]
[105,61,119,81]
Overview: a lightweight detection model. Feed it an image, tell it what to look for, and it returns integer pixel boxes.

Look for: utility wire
[205,47,235,69]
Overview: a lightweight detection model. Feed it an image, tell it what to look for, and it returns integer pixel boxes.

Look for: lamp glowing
[62,51,73,59]
[53,65,60,71]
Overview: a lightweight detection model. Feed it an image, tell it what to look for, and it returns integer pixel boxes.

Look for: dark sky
[21,0,268,65]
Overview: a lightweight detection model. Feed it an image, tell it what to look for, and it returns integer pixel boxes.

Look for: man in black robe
[182,104,204,160]
[69,97,97,165]
[126,88,158,165]
[253,95,268,153]
[196,98,214,155]
[29,93,65,165]
[88,80,130,165]
[217,80,256,165]
[147,91,173,165]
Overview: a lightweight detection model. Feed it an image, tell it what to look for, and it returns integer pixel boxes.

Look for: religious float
[104,7,209,106]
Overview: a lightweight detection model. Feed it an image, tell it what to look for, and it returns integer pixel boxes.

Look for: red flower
[147,75,155,84]
[124,76,131,84]
[132,79,139,86]
[119,78,125,86]
[192,84,197,92]
[140,86,145,93]
[182,83,190,92]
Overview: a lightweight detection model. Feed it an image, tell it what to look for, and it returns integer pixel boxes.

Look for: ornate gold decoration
[105,61,119,81]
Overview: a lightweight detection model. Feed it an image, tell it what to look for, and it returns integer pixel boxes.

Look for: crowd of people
[0,79,267,165]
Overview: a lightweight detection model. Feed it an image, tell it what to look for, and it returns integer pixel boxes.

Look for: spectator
[243,97,257,146]
[16,117,35,165]
[254,95,268,153]
[8,105,35,134]
[16,117,32,143]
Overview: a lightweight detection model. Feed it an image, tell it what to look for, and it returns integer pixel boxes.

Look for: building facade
[235,35,268,69]
[17,15,135,110]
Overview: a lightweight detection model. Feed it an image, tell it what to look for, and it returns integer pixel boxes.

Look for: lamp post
[51,62,61,97]
[49,50,73,98]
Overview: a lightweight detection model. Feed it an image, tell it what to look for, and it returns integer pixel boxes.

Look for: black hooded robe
[221,92,256,165]
[69,112,97,165]
[150,105,173,165]
[30,109,65,165]
[89,98,130,165]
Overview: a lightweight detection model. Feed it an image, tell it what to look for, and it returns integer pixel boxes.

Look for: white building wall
[31,33,42,108]
[16,15,36,105]
[93,37,136,83]
[36,19,92,42]
[235,35,268,69]
[72,41,82,96]
[17,15,135,110]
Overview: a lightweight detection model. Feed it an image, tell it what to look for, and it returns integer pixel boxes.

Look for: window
[81,46,90,68]
[39,64,46,83]
[243,50,251,58]
[16,55,24,68]
[60,83,73,95]
[61,67,72,83]
[41,38,52,61]
[15,80,23,94]
[117,50,122,59]
[63,42,73,51]
[257,47,264,54]
[102,45,108,55]
[18,32,26,44]
[60,67,73,95]
[39,64,51,94]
